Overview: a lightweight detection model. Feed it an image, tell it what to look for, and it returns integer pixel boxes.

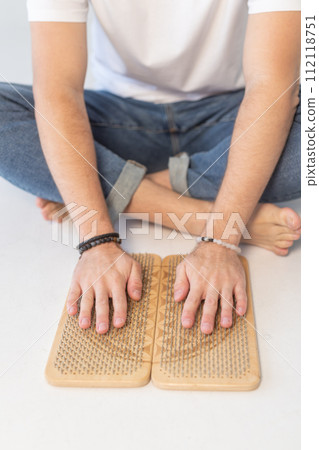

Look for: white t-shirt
[26,0,300,103]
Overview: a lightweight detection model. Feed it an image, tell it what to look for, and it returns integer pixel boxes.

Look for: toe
[36,197,48,208]
[280,207,301,231]
[41,204,52,220]
[41,203,62,221]
[276,240,294,249]
[274,246,289,256]
[279,232,301,241]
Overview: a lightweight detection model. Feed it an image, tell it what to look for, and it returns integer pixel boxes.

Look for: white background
[0,1,311,449]
[301,0,319,449]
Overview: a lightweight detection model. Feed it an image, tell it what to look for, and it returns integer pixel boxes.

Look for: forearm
[207,82,299,243]
[34,87,113,239]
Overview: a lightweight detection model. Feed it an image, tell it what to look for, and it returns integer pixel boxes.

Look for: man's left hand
[174,244,247,334]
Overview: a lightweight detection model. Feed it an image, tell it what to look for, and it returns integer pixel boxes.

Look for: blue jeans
[0,83,300,222]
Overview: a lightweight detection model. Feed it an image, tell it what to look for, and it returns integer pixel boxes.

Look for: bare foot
[146,171,301,256]
[36,197,66,222]
[244,203,301,256]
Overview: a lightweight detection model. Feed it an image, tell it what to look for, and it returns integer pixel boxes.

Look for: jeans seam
[164,104,180,155]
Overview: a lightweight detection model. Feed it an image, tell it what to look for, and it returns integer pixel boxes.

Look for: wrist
[201,222,241,246]
[202,209,246,247]
[78,215,114,242]
[195,241,239,261]
[78,232,122,257]
[83,239,121,252]
[196,237,241,254]
[80,239,122,259]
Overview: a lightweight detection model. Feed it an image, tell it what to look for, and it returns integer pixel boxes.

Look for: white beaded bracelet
[196,236,241,254]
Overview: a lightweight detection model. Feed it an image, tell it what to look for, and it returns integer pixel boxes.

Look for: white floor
[0,179,300,450]
[0,3,300,449]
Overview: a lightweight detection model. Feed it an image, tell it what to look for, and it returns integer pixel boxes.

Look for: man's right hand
[66,244,143,334]
[30,21,140,332]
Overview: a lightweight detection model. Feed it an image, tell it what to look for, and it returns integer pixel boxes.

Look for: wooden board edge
[45,301,69,384]
[151,364,261,391]
[240,255,262,384]
[45,363,152,388]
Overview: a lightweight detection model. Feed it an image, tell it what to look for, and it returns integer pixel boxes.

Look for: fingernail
[68,306,77,314]
[133,290,141,297]
[98,322,108,332]
[202,323,212,334]
[115,318,125,327]
[174,289,183,299]
[182,318,192,328]
[237,307,244,315]
[80,318,90,327]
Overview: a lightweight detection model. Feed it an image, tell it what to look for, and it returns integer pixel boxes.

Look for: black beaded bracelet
[77,233,122,256]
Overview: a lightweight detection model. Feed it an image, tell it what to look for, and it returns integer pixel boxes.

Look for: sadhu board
[45,254,260,390]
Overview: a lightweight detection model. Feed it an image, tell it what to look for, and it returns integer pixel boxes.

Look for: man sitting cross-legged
[0,1,301,336]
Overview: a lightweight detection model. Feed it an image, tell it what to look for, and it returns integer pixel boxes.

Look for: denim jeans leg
[168,90,301,203]
[0,82,147,223]
[260,98,301,202]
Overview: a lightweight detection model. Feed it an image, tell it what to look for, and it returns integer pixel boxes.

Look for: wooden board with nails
[45,253,260,390]
[151,255,261,390]
[45,253,161,387]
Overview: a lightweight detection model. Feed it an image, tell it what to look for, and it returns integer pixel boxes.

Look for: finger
[220,288,234,328]
[174,263,190,302]
[67,283,81,315]
[127,261,143,300]
[234,283,247,316]
[181,287,203,328]
[201,291,219,334]
[79,288,94,329]
[112,287,127,328]
[95,287,110,334]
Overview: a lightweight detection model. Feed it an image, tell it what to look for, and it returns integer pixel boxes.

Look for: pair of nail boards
[45,253,261,390]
